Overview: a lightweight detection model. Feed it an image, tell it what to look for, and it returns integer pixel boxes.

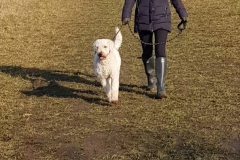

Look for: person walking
[122,0,188,99]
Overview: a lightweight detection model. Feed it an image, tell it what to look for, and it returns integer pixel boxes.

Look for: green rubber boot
[142,56,156,91]
[155,57,167,99]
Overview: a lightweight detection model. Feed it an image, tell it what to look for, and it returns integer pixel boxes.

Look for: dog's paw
[111,100,118,104]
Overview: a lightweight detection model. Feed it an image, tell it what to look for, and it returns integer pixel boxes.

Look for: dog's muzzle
[98,53,106,60]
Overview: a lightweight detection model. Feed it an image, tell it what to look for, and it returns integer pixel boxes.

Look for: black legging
[138,29,168,59]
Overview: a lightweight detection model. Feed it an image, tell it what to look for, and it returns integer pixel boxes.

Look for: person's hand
[122,18,130,25]
[181,17,188,29]
[178,17,188,31]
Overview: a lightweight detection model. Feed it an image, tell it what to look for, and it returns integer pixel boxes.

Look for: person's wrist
[122,18,130,25]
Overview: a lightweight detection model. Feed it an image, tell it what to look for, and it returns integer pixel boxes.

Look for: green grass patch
[0,0,239,159]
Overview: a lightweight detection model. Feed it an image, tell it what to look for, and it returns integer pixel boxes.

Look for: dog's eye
[103,46,107,48]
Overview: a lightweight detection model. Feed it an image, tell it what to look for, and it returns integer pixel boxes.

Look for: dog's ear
[93,41,98,54]
[108,40,114,53]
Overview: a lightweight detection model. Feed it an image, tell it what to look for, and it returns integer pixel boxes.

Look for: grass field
[0,0,239,159]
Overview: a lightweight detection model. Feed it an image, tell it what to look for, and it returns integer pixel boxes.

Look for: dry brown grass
[0,0,239,159]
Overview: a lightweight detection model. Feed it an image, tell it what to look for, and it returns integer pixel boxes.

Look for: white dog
[93,27,122,103]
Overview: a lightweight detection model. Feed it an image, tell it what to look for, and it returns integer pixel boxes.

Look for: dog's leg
[111,75,119,103]
[106,78,112,102]
[101,78,111,102]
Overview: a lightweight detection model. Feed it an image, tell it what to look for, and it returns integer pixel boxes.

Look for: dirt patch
[83,131,128,159]
[223,138,240,156]
[21,131,87,160]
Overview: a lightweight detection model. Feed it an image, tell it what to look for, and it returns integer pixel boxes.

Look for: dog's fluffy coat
[93,27,122,103]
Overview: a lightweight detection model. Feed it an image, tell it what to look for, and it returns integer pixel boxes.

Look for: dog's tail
[113,27,122,51]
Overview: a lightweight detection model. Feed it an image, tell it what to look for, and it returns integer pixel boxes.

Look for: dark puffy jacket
[122,0,188,32]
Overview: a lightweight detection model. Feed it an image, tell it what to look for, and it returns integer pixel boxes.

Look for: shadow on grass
[21,81,110,105]
[0,65,153,103]
[0,65,97,85]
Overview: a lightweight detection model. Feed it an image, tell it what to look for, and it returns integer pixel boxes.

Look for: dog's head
[93,39,114,60]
